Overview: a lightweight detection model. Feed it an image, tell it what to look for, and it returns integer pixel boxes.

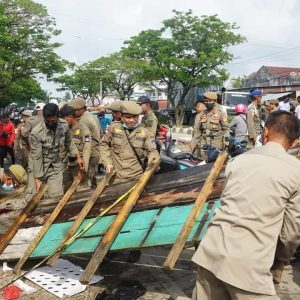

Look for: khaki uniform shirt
[29,119,78,179]
[21,115,43,143]
[78,111,101,158]
[247,103,262,140]
[192,142,300,295]
[191,107,229,150]
[141,110,158,137]
[69,122,91,172]
[100,123,160,181]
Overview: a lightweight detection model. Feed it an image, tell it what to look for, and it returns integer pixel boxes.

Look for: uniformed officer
[68,98,102,187]
[0,164,27,191]
[21,103,45,145]
[108,101,122,122]
[26,103,80,199]
[100,101,160,183]
[137,96,158,137]
[191,92,229,159]
[59,105,92,191]
[247,90,263,148]
[192,111,300,300]
[14,110,32,168]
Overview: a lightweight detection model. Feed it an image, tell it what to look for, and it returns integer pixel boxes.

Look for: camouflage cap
[68,98,86,110]
[8,164,28,184]
[108,101,122,112]
[203,92,218,101]
[22,110,32,117]
[121,101,142,115]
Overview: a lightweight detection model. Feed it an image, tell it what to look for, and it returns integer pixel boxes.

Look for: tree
[0,0,67,107]
[123,10,246,126]
[57,52,150,102]
[230,76,245,88]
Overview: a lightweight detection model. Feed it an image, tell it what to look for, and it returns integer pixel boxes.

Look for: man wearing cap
[59,105,92,191]
[247,90,263,148]
[14,110,32,168]
[191,92,229,159]
[100,101,160,183]
[0,164,27,192]
[108,101,122,122]
[68,98,102,187]
[26,103,80,199]
[137,96,158,137]
[21,103,45,146]
[0,113,15,168]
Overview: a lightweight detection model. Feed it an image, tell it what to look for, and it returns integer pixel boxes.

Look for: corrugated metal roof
[262,92,292,102]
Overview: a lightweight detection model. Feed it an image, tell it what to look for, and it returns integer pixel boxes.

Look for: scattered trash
[2,262,36,294]
[95,280,146,300]
[24,259,103,298]
[2,285,21,300]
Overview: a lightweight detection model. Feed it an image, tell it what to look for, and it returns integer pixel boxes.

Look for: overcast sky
[36,0,300,97]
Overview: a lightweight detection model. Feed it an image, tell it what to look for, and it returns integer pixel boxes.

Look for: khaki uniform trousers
[82,155,100,187]
[192,267,280,300]
[63,165,80,192]
[26,167,63,201]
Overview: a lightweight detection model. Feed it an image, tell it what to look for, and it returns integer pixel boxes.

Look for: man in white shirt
[278,97,291,111]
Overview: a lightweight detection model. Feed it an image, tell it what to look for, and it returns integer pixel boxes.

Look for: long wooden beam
[47,172,114,267]
[13,178,81,273]
[0,184,47,255]
[163,151,228,270]
[79,158,159,284]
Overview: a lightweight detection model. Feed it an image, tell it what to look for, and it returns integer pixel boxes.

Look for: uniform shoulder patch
[75,129,81,135]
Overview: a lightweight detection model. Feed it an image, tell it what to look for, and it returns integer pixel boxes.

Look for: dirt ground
[0,246,300,299]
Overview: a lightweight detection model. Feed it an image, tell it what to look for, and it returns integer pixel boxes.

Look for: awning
[262,92,292,102]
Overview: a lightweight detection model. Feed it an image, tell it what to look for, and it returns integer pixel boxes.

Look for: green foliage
[57,52,151,102]
[230,76,245,88]
[123,10,246,126]
[0,0,67,107]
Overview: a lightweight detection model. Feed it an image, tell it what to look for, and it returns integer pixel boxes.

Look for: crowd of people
[1,92,300,299]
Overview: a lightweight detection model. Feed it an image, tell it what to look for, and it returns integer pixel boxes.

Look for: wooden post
[163,151,228,270]
[0,186,26,205]
[13,178,81,273]
[79,158,159,284]
[47,172,114,267]
[0,184,47,255]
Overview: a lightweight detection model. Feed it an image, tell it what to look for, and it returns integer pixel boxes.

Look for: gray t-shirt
[230,114,248,142]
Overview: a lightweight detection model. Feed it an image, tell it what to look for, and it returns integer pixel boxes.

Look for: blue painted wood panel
[31,200,221,258]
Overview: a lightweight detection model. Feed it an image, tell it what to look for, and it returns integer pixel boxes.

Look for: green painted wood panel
[30,200,221,258]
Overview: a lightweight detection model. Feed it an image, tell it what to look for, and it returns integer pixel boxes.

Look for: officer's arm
[246,108,256,139]
[82,128,92,172]
[220,112,230,141]
[14,126,21,151]
[276,187,300,263]
[21,119,31,141]
[100,126,113,166]
[150,118,158,138]
[29,133,44,179]
[144,130,160,164]
[65,126,78,157]
[191,120,201,150]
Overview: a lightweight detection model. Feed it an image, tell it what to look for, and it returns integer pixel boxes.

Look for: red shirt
[0,121,15,146]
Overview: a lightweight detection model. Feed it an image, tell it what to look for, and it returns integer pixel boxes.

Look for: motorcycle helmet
[234,104,247,115]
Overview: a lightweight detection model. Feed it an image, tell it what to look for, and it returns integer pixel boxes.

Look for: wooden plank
[79,158,159,284]
[47,172,114,267]
[0,184,47,255]
[0,200,221,260]
[13,178,81,273]
[163,151,228,270]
